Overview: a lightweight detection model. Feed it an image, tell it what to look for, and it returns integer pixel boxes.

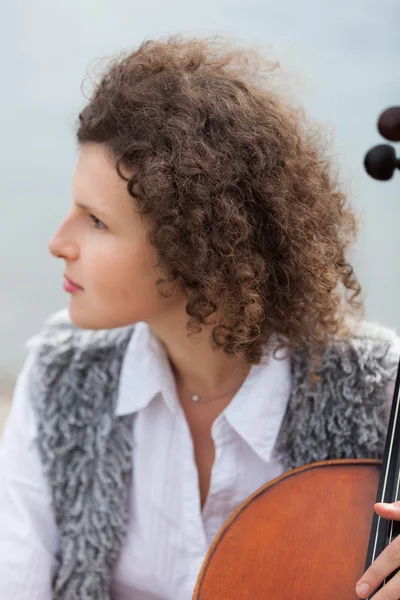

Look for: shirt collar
[115,322,178,416]
[116,323,293,464]
[223,346,293,463]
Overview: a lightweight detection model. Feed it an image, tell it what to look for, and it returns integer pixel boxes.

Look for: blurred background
[0,0,399,425]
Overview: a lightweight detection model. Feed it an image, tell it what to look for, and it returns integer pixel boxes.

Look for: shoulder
[347,318,399,347]
[293,318,399,376]
[292,317,400,407]
[280,318,400,467]
[26,308,135,368]
[24,310,136,438]
[331,318,400,374]
[314,318,400,415]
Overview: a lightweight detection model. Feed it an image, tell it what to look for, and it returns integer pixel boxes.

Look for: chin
[68,307,102,330]
[67,302,140,331]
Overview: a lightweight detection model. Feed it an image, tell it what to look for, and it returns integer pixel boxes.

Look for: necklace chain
[183,380,244,403]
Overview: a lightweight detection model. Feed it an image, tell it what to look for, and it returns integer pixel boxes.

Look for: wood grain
[194,460,380,600]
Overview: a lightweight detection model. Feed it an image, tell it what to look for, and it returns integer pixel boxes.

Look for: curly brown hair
[77,36,362,364]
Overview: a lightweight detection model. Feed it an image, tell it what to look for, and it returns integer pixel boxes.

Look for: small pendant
[192,394,200,402]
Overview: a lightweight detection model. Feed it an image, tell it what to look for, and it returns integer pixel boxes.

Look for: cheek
[99,242,158,294]
[74,240,180,328]
[111,253,161,307]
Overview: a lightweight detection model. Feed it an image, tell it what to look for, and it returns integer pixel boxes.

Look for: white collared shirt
[0,322,396,599]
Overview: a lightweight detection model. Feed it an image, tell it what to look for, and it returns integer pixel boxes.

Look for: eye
[89,214,107,230]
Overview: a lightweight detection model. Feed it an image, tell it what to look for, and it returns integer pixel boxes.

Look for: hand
[356,502,400,599]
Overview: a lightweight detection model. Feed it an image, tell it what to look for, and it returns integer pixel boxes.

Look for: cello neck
[364,355,400,576]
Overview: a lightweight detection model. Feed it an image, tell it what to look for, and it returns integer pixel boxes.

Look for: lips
[63,274,84,292]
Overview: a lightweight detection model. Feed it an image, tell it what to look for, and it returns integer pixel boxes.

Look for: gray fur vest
[28,309,399,600]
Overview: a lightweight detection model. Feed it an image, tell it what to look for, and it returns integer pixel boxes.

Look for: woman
[1,36,400,600]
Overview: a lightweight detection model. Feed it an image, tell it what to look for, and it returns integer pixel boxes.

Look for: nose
[48,219,79,261]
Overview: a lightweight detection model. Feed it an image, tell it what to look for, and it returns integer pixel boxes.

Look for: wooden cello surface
[193,459,380,599]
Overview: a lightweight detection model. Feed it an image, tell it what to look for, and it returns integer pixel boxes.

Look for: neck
[146,306,251,399]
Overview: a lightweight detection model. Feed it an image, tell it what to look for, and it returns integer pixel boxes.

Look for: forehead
[73,143,119,194]
[72,143,133,216]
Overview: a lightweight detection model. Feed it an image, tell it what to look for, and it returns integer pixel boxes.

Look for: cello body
[193,459,380,599]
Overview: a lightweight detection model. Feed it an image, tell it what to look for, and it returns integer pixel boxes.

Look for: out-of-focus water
[1,0,399,382]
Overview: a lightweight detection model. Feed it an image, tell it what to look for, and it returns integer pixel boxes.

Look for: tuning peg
[378,107,400,142]
[364,144,400,181]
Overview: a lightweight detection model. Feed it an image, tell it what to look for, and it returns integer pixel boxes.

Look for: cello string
[383,464,400,586]
[371,382,400,564]
[387,467,400,544]
[383,471,400,588]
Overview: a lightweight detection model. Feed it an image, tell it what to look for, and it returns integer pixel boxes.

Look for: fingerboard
[364,356,400,597]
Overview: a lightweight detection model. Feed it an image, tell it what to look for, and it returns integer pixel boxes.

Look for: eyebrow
[75,202,111,220]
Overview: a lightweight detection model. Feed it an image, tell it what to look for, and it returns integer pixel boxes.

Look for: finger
[357,569,400,600]
[375,502,400,520]
[356,536,400,598]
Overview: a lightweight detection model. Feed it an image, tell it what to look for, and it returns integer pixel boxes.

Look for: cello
[193,106,400,599]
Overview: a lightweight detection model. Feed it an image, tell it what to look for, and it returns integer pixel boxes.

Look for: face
[49,143,187,330]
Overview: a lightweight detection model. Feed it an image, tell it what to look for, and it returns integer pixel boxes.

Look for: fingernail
[356,582,370,597]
